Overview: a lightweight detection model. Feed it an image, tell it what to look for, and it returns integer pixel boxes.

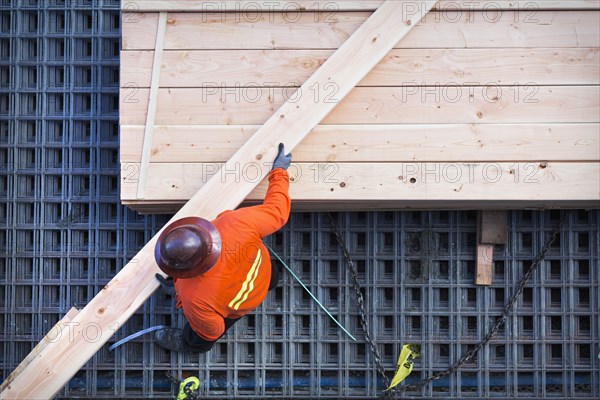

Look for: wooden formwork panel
[119,4,600,212]
[124,0,600,12]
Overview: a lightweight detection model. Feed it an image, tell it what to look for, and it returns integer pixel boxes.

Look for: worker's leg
[156,317,240,353]
[158,264,278,352]
[181,317,240,352]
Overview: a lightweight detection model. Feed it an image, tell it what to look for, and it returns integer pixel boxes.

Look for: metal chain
[183,386,200,400]
[166,371,181,386]
[327,213,391,392]
[328,211,570,399]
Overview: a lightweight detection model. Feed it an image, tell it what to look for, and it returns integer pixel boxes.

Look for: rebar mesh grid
[1,1,599,398]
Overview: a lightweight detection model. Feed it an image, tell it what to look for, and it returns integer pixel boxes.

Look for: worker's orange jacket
[174,169,291,341]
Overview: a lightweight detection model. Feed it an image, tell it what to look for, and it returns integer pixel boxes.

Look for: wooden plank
[119,123,600,163]
[479,210,508,244]
[122,11,600,50]
[119,162,600,202]
[119,85,600,125]
[136,12,167,199]
[120,48,600,88]
[124,0,600,11]
[475,209,507,285]
[123,199,600,214]
[0,308,79,393]
[1,2,435,398]
[476,244,494,285]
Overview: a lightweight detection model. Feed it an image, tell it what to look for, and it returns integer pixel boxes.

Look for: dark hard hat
[154,217,221,279]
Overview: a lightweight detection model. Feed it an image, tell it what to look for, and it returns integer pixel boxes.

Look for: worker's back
[174,169,291,341]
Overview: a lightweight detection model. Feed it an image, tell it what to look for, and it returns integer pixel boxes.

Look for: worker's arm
[237,168,291,238]
[232,144,292,237]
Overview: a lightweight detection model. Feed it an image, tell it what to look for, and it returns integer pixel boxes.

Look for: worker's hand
[272,143,292,170]
[155,273,176,296]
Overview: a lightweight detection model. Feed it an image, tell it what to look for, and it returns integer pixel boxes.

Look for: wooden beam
[123,199,600,214]
[120,48,600,88]
[119,162,600,202]
[119,123,600,163]
[123,0,600,12]
[479,210,508,245]
[136,12,167,199]
[122,11,600,50]
[1,2,436,398]
[475,210,507,285]
[119,85,600,125]
[0,308,79,392]
[476,244,494,285]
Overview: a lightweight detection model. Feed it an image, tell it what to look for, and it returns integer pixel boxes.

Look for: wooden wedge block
[476,244,494,285]
[479,211,508,245]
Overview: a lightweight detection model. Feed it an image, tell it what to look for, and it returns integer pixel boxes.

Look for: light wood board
[119,86,600,125]
[120,48,600,88]
[1,2,436,398]
[120,162,600,202]
[122,11,600,50]
[120,123,600,163]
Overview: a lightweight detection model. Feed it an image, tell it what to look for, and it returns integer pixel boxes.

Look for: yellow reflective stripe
[232,252,262,310]
[228,248,262,309]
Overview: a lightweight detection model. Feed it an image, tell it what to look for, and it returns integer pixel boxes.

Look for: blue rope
[109,325,167,351]
[264,242,357,341]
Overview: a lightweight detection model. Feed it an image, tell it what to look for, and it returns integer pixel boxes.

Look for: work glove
[155,273,176,296]
[272,143,292,170]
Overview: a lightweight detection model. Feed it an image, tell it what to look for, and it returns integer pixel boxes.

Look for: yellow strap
[386,344,420,391]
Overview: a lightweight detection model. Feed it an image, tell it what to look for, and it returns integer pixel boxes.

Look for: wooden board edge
[0,308,80,393]
[122,200,600,215]
[123,0,600,12]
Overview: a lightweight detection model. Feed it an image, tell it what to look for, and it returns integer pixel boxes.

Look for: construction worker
[153,144,292,352]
